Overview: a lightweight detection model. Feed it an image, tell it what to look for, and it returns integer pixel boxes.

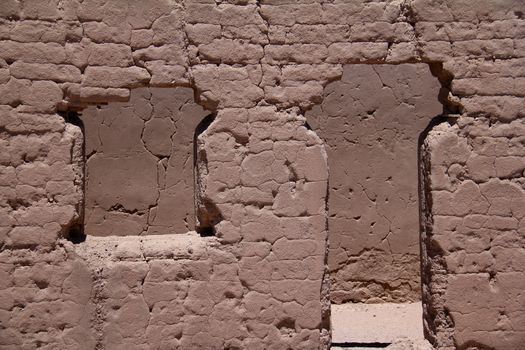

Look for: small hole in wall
[196,226,215,237]
[275,317,296,332]
[62,110,85,129]
[9,99,21,108]
[67,224,87,244]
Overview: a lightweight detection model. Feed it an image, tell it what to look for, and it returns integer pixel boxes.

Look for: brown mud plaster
[1,1,525,349]
[80,87,208,236]
[307,63,442,303]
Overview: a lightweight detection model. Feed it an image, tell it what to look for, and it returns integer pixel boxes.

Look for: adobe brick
[260,4,324,26]
[152,12,185,45]
[10,21,68,44]
[145,61,188,86]
[0,68,9,84]
[6,224,61,247]
[222,25,269,45]
[327,42,388,63]
[419,41,452,61]
[219,4,263,26]
[387,42,418,62]
[323,3,391,24]
[83,21,132,44]
[82,66,150,88]
[461,96,524,121]
[18,0,61,21]
[22,80,63,113]
[130,29,154,49]
[264,44,328,64]
[185,24,221,45]
[87,43,133,67]
[452,77,525,96]
[452,39,515,59]
[79,87,130,103]
[478,20,525,40]
[349,22,414,43]
[284,25,350,45]
[0,41,66,64]
[0,0,19,19]
[10,62,81,82]
[132,44,187,65]
[198,39,264,64]
[186,3,222,24]
[264,82,323,109]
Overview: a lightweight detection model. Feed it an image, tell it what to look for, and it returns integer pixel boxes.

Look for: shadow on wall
[194,113,223,236]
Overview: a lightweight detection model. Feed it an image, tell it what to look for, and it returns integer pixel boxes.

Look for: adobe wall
[1,104,330,349]
[0,1,524,350]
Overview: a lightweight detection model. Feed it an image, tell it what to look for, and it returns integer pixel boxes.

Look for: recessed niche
[79,87,209,236]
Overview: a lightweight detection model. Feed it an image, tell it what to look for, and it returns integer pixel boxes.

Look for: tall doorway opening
[306,63,444,347]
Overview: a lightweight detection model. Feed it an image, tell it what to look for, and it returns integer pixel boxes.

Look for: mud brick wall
[0,1,524,350]
[307,63,442,304]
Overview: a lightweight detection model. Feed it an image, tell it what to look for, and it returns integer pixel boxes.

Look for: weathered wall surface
[0,0,524,349]
[421,119,525,350]
[80,87,208,236]
[307,63,442,303]
[1,105,330,349]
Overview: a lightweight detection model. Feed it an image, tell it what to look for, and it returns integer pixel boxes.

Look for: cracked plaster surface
[307,63,443,304]
[0,103,332,349]
[420,118,525,349]
[80,87,208,236]
[1,0,525,349]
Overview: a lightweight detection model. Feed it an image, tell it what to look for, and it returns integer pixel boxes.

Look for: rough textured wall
[0,106,330,349]
[80,87,208,236]
[421,119,525,350]
[0,0,524,349]
[307,63,442,303]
